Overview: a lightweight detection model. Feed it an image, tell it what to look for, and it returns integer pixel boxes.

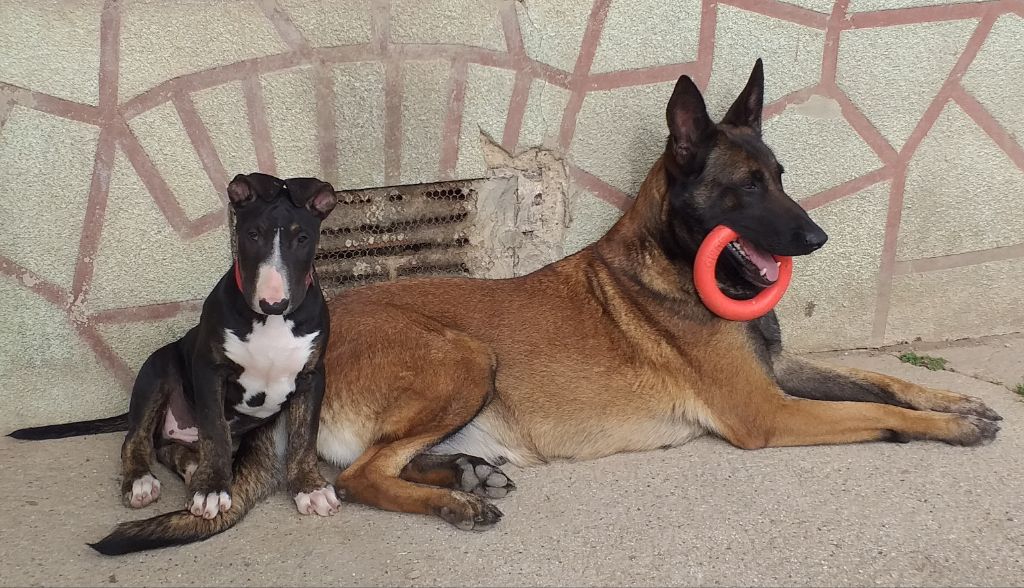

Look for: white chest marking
[223,316,318,419]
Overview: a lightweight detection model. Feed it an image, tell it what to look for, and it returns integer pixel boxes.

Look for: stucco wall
[1,0,1022,428]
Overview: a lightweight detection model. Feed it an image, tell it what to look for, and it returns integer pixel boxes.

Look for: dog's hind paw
[294,485,341,516]
[434,491,503,531]
[124,474,161,508]
[455,456,516,499]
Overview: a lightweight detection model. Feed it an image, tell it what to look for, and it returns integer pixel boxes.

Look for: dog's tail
[7,413,130,440]
[88,422,281,556]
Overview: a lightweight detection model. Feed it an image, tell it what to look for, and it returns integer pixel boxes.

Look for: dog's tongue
[738,237,779,282]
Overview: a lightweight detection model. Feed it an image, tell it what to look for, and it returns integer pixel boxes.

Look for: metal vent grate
[229,180,485,301]
[315,181,480,298]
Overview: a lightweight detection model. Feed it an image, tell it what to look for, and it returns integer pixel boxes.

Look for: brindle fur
[316,60,1001,529]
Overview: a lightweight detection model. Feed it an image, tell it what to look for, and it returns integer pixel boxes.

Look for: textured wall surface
[1,0,1022,427]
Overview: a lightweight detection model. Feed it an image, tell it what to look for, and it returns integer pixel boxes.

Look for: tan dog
[315,60,1001,530]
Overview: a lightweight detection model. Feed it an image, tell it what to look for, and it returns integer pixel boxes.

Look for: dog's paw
[433,491,503,531]
[124,474,161,508]
[945,394,1002,422]
[454,456,516,499]
[294,485,341,516]
[947,414,1001,446]
[188,490,232,519]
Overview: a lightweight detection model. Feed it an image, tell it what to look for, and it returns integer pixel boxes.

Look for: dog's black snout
[802,226,828,251]
[259,299,289,315]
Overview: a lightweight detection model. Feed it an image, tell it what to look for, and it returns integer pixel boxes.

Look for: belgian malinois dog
[311,59,1001,529]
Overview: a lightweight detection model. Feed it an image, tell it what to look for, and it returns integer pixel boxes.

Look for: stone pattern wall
[1,0,1022,427]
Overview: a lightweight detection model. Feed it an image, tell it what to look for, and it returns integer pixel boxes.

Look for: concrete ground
[2,336,1022,587]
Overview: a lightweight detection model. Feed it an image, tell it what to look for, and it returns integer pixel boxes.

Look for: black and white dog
[11,173,341,554]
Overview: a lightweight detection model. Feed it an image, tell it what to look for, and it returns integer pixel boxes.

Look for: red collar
[233,259,313,292]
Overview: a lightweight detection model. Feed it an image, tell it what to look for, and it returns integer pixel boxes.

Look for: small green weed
[1014,382,1024,398]
[898,352,949,371]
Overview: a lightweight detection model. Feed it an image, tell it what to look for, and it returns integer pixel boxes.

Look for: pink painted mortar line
[0,256,71,309]
[74,320,134,390]
[114,118,191,236]
[384,59,404,184]
[586,62,698,92]
[172,93,230,194]
[569,164,633,212]
[313,59,341,186]
[869,14,996,343]
[499,2,529,152]
[119,53,308,120]
[827,87,899,165]
[819,0,850,86]
[242,76,277,176]
[694,0,718,89]
[0,83,103,125]
[70,0,120,306]
[844,1,1004,29]
[720,0,828,29]
[258,0,310,52]
[762,86,820,121]
[557,0,612,151]
[799,166,893,211]
[895,242,1024,275]
[953,88,1024,171]
[870,168,907,344]
[70,130,116,305]
[438,60,468,180]
[90,299,205,324]
[0,96,12,133]
[502,72,532,152]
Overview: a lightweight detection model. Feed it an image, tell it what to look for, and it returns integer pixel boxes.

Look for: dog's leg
[338,436,503,531]
[401,454,516,499]
[186,360,234,519]
[155,442,199,485]
[285,366,340,517]
[774,354,1001,420]
[713,386,1000,450]
[119,347,179,509]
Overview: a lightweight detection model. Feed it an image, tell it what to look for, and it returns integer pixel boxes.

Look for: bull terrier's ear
[666,74,714,173]
[721,58,764,133]
[285,178,338,219]
[226,174,256,208]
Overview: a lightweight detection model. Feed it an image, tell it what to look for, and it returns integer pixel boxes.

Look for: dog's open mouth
[726,237,781,288]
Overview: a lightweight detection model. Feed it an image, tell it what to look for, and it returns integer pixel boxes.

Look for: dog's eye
[248,230,259,241]
[743,181,759,191]
[297,234,309,244]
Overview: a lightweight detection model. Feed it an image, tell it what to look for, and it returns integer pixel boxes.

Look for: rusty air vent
[313,181,481,298]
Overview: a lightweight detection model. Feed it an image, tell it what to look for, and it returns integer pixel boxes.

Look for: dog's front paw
[946,393,1002,422]
[293,485,341,516]
[123,473,161,508]
[947,414,1001,446]
[188,490,232,519]
[432,491,503,531]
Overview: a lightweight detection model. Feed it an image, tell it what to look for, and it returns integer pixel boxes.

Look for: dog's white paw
[189,491,231,519]
[127,474,161,508]
[294,485,341,516]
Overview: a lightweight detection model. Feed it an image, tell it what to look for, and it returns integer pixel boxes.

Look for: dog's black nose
[803,227,828,251]
[259,299,289,315]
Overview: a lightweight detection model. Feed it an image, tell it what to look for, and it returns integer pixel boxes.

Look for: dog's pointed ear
[721,58,764,133]
[285,178,338,219]
[227,174,257,209]
[666,75,714,171]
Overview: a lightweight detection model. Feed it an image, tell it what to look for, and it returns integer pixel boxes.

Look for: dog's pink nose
[256,266,286,304]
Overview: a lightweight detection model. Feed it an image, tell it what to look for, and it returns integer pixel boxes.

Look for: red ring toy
[693,225,793,321]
